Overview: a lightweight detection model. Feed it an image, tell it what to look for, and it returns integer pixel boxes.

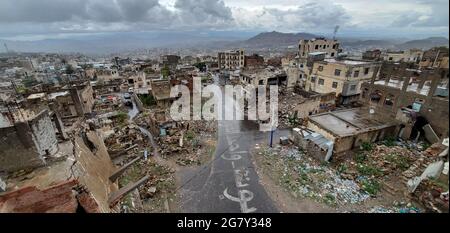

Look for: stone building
[419,47,449,69]
[0,109,59,172]
[298,38,341,59]
[218,49,245,70]
[360,66,449,139]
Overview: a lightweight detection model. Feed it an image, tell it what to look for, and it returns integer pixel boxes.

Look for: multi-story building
[383,49,423,63]
[419,47,449,69]
[305,58,380,104]
[298,38,341,59]
[218,49,245,70]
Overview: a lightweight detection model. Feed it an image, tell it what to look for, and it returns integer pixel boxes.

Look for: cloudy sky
[0,0,448,40]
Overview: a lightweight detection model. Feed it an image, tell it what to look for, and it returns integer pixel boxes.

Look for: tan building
[383,49,423,63]
[218,49,245,70]
[298,38,341,59]
[305,59,380,104]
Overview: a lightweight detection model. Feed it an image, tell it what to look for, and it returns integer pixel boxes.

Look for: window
[364,68,370,75]
[332,82,338,88]
[384,94,395,106]
[315,45,319,49]
[318,66,323,71]
[311,76,316,82]
[259,80,264,85]
[331,52,335,57]
[350,84,357,91]
[354,70,360,77]
[318,78,324,85]
[334,69,341,76]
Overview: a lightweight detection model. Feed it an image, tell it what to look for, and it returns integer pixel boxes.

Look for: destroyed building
[218,49,245,70]
[0,109,59,172]
[360,66,449,141]
[240,67,287,86]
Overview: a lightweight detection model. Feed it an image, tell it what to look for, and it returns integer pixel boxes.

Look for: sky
[0,0,448,41]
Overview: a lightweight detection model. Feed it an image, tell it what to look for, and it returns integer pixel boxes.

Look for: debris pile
[259,145,369,207]
[118,157,175,213]
[369,201,422,213]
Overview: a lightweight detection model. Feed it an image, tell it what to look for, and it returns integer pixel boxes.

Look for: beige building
[305,59,380,104]
[383,49,423,63]
[299,38,341,59]
[218,49,245,70]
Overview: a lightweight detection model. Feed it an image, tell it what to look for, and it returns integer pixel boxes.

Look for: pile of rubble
[118,157,175,213]
[277,92,306,129]
[259,145,370,207]
[339,144,418,181]
[105,124,147,152]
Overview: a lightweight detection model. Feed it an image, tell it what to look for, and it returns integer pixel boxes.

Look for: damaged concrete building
[0,109,59,172]
[307,107,400,158]
[360,66,449,141]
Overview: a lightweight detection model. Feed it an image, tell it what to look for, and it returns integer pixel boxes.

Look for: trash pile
[369,201,422,213]
[259,145,370,207]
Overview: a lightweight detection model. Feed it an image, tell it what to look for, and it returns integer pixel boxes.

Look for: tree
[65,64,75,75]
[161,65,170,78]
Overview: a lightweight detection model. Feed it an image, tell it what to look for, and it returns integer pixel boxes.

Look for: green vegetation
[139,94,156,107]
[383,136,396,147]
[161,65,170,78]
[15,86,28,94]
[360,142,374,151]
[385,153,410,171]
[65,64,75,75]
[357,164,383,177]
[22,76,38,87]
[355,152,367,163]
[116,111,128,125]
[194,62,207,72]
[360,179,380,196]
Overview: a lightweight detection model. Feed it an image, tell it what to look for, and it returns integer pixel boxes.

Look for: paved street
[177,75,279,213]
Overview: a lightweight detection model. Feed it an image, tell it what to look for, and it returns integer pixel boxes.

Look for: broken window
[370,90,382,103]
[384,94,395,107]
[350,84,357,91]
[332,82,338,88]
[354,70,360,77]
[310,76,316,83]
[331,52,335,57]
[335,69,341,76]
[318,66,323,71]
[315,45,319,50]
[318,78,325,85]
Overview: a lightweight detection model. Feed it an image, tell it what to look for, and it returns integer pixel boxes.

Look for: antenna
[4,43,9,53]
[333,25,340,40]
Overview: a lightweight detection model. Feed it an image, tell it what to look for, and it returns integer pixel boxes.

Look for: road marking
[223,188,257,213]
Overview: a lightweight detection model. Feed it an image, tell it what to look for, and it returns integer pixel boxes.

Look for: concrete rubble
[259,145,370,206]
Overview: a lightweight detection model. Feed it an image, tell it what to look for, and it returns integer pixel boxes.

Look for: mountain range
[0,31,448,54]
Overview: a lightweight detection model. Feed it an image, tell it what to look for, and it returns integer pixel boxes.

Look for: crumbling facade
[0,110,58,172]
[218,49,245,70]
[360,66,449,139]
